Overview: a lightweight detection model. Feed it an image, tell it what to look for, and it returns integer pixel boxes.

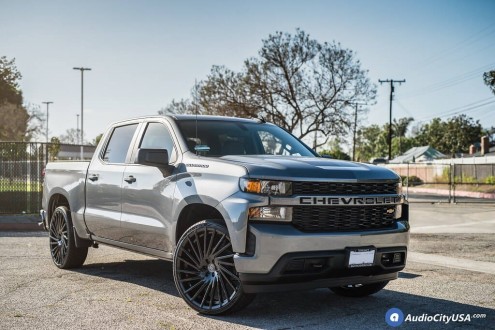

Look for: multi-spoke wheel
[49,206,88,269]
[330,281,389,297]
[173,220,255,315]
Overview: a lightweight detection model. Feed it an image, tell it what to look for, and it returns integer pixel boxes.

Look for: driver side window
[139,122,177,163]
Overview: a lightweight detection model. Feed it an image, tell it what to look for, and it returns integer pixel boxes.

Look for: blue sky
[2,0,494,146]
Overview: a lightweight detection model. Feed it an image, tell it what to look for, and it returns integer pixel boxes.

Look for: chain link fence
[0,142,95,215]
[386,163,495,203]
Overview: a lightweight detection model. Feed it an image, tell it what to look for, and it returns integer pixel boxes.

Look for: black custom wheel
[330,281,389,297]
[173,221,255,315]
[49,206,88,269]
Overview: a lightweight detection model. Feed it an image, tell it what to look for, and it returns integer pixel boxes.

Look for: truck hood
[220,155,399,181]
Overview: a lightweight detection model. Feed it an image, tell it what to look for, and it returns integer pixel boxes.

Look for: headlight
[248,206,292,222]
[239,179,292,196]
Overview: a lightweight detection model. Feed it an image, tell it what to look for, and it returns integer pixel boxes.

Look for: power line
[416,98,495,123]
[411,22,495,70]
[402,62,495,99]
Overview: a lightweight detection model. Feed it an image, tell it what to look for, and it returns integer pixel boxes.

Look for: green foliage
[454,176,478,184]
[0,103,29,141]
[414,115,483,155]
[0,142,28,160]
[485,176,495,184]
[92,133,103,146]
[401,175,423,186]
[483,70,495,95]
[49,137,60,160]
[0,56,23,105]
[320,149,351,160]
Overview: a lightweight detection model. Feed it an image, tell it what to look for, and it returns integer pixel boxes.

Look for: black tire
[49,206,88,269]
[330,281,389,297]
[173,220,255,315]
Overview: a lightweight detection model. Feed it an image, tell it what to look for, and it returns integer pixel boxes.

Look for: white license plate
[348,249,375,268]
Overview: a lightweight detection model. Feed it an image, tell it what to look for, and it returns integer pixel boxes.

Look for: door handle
[124,175,136,184]
[88,174,99,182]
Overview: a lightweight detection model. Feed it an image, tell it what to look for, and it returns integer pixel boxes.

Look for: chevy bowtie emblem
[386,208,395,214]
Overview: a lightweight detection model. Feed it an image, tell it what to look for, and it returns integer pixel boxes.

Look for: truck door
[120,121,178,251]
[85,123,139,241]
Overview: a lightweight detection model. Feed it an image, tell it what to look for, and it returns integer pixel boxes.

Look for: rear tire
[173,220,255,315]
[330,281,389,297]
[49,206,88,269]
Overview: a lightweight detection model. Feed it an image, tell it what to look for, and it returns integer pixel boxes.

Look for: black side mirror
[137,148,169,167]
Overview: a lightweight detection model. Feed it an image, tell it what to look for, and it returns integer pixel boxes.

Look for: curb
[0,222,43,231]
[0,215,44,231]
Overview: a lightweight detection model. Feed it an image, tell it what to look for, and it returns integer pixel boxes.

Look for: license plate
[348,248,375,268]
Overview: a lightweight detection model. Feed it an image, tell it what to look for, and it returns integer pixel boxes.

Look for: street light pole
[76,114,80,144]
[42,101,53,143]
[73,67,91,159]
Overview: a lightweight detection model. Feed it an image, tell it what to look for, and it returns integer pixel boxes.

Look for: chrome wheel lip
[175,225,241,312]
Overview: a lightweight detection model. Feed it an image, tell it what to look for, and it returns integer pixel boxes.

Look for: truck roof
[171,114,261,123]
[111,114,262,126]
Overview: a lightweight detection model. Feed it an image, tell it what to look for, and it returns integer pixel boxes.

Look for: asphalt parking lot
[0,204,494,329]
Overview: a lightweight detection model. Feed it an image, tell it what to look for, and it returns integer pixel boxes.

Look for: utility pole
[345,101,366,161]
[73,67,91,159]
[76,114,80,144]
[42,101,53,143]
[378,79,405,161]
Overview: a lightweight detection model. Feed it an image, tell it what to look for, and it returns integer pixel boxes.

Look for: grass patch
[0,179,42,192]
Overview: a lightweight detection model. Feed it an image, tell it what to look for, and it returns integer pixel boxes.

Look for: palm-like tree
[392,117,414,154]
[483,70,495,95]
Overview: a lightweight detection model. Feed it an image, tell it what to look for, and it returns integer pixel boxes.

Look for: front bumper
[233,220,409,293]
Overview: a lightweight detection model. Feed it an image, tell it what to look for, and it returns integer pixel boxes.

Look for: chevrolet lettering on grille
[299,196,402,206]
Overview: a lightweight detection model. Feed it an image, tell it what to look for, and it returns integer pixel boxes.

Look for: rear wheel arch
[48,193,70,224]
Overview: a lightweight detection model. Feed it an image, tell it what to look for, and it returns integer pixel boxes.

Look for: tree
[483,70,495,95]
[49,136,60,160]
[319,137,351,160]
[0,56,23,105]
[92,133,103,146]
[355,124,388,162]
[59,128,81,144]
[194,29,376,148]
[0,102,29,141]
[0,56,39,142]
[414,115,482,155]
[392,117,414,155]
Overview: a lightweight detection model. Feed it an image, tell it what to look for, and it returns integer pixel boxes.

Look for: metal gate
[386,163,495,204]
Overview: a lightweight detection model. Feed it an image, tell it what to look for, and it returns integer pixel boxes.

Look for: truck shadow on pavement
[215,289,493,329]
[73,258,181,298]
[70,259,492,329]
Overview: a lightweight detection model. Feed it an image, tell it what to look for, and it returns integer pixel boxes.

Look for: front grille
[292,182,398,195]
[292,206,395,232]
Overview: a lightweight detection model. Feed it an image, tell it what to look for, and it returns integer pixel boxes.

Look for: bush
[401,175,423,187]
[485,176,495,184]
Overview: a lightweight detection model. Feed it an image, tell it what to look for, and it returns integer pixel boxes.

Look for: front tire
[330,281,389,297]
[49,206,88,269]
[173,220,255,315]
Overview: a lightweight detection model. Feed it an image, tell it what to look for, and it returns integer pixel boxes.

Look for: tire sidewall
[173,220,247,315]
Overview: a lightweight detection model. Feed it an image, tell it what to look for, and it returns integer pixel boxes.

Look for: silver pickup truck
[41,115,409,315]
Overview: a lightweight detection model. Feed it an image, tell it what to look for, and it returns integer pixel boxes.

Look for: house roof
[390,146,447,163]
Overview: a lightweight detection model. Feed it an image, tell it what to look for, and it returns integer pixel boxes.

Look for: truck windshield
[176,120,316,157]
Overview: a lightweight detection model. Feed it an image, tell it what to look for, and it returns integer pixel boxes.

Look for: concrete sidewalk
[0,214,41,231]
